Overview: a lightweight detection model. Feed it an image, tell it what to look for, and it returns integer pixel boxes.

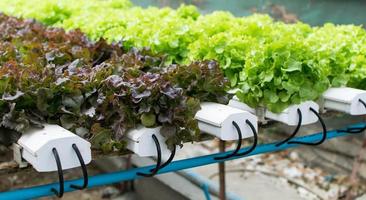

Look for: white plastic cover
[323,87,366,115]
[17,124,91,172]
[229,97,319,126]
[195,102,258,140]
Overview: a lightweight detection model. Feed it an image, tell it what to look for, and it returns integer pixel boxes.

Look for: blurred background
[133,0,366,26]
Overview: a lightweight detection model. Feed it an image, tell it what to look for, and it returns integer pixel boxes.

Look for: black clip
[50,144,89,198]
[136,134,162,177]
[70,144,88,190]
[136,134,176,177]
[288,107,327,146]
[276,108,302,147]
[234,119,258,157]
[337,99,366,134]
[50,148,64,198]
[214,119,258,160]
[214,121,242,160]
[360,99,366,108]
[151,144,176,172]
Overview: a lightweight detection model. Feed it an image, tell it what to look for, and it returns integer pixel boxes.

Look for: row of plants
[1,0,366,112]
[0,14,228,152]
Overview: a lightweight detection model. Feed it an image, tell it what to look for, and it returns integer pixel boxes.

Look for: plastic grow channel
[0,123,364,200]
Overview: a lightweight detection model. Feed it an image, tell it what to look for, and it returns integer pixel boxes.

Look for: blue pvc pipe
[0,124,363,200]
[181,170,243,200]
[201,183,211,200]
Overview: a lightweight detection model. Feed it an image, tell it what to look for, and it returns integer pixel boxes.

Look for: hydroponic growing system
[0,0,365,199]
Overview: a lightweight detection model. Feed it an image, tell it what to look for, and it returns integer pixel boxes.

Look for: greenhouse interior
[0,0,366,199]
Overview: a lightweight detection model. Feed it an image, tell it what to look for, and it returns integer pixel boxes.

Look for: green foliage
[305,24,366,89]
[2,0,366,113]
[0,0,132,25]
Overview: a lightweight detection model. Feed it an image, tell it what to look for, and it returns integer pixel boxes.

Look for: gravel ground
[175,140,366,200]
